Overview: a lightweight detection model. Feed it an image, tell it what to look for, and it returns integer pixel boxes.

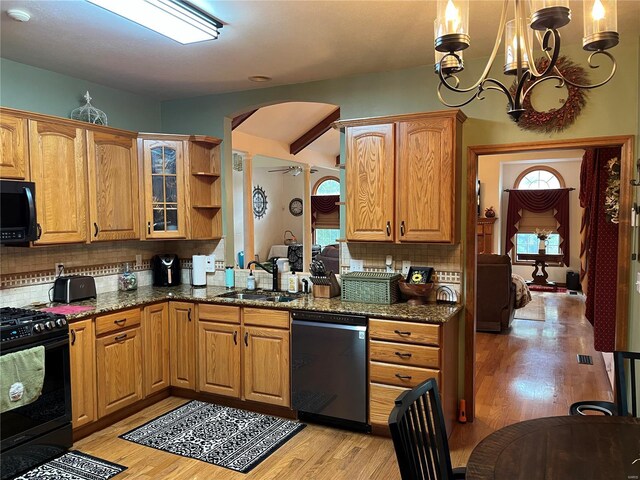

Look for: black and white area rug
[12,450,127,480]
[119,400,306,473]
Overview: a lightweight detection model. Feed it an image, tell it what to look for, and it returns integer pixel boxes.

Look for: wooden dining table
[466,415,640,480]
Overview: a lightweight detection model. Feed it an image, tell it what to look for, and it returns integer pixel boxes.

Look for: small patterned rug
[13,450,126,480]
[119,400,306,473]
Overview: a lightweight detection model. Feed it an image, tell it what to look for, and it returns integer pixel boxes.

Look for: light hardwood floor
[74,291,612,479]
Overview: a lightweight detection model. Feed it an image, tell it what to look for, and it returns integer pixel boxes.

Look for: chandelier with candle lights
[433,0,619,122]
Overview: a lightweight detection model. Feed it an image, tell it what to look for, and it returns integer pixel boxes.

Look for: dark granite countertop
[53,285,461,324]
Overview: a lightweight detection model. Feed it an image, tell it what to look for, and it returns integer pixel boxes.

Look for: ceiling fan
[268,165,317,176]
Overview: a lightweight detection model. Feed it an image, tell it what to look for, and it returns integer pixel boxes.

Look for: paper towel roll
[192,255,207,287]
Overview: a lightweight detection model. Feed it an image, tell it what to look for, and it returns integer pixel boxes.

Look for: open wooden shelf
[192,204,222,210]
[192,172,220,178]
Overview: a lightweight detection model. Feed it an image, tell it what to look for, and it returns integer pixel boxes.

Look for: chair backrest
[614,351,640,417]
[388,378,454,480]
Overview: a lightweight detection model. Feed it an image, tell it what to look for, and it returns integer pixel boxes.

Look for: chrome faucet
[246,257,279,291]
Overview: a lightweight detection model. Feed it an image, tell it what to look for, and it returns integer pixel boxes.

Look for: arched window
[515,165,565,190]
[313,176,340,195]
[513,166,566,262]
[312,176,340,247]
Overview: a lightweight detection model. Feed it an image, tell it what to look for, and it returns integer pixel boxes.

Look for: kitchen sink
[216,291,300,302]
[216,292,269,300]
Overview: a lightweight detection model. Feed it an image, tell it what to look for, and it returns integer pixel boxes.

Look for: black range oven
[0,307,72,479]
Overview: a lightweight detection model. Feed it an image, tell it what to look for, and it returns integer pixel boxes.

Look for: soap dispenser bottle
[287,272,299,294]
[247,270,256,291]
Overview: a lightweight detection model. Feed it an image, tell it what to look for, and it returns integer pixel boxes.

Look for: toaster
[52,275,97,303]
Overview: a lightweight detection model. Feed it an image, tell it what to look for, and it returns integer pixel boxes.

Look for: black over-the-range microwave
[0,180,39,244]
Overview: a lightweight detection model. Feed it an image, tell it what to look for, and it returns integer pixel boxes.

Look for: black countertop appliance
[151,254,181,287]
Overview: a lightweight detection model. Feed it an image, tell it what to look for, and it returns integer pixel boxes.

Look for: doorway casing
[464,135,635,421]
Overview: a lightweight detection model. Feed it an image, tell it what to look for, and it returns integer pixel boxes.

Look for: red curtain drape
[311,195,340,230]
[580,147,620,352]
[505,188,571,266]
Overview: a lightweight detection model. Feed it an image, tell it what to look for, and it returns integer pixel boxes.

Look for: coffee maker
[151,254,181,286]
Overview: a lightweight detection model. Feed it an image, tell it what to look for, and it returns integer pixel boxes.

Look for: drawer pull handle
[395,374,412,380]
[400,221,406,236]
[94,222,99,238]
[395,352,412,359]
[394,330,411,336]
[244,332,249,346]
[233,331,237,345]
[70,330,76,346]
[114,319,126,326]
[386,221,391,236]
[115,333,127,342]
[188,308,192,322]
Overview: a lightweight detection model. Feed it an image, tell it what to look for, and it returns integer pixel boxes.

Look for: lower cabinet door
[198,321,241,397]
[242,326,290,407]
[69,319,96,428]
[96,327,143,418]
[143,303,170,396]
[169,302,196,389]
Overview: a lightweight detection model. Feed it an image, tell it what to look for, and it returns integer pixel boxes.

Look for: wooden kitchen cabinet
[242,325,290,407]
[96,323,143,418]
[345,124,396,242]
[139,135,187,239]
[197,304,241,397]
[86,129,140,241]
[0,108,29,179]
[69,319,96,429]
[143,303,170,396]
[188,136,223,240]
[367,316,458,434]
[29,119,87,244]
[339,110,465,244]
[169,301,196,389]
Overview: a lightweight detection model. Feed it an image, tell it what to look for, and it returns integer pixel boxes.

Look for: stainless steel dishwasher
[291,310,369,432]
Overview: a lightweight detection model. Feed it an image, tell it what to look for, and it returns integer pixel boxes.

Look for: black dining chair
[569,350,639,417]
[388,378,466,480]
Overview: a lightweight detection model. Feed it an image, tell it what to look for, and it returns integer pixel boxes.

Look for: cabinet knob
[400,221,406,236]
[386,221,391,236]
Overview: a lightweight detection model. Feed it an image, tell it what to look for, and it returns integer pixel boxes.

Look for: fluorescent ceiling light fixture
[86,0,222,44]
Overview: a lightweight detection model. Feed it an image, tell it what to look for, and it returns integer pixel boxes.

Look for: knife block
[311,272,341,298]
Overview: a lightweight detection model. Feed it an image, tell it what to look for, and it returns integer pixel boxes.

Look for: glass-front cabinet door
[142,139,186,238]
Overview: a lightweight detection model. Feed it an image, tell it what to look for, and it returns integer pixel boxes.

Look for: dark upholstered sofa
[315,244,339,275]
[476,254,516,333]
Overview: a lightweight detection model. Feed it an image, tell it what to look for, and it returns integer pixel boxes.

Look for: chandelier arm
[481,78,516,111]
[521,74,565,101]
[558,51,617,89]
[530,29,562,79]
[436,82,483,108]
[437,56,489,94]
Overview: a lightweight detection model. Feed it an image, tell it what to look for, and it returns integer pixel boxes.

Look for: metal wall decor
[289,198,303,216]
[252,185,268,219]
[70,91,108,125]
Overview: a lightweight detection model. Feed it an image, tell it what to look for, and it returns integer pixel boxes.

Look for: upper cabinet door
[142,140,187,239]
[0,111,28,179]
[396,118,455,243]
[345,124,395,242]
[87,130,140,242]
[29,119,87,244]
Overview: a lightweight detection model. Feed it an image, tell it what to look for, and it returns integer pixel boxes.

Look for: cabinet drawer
[370,361,440,388]
[95,308,141,336]
[370,340,440,368]
[199,304,240,324]
[369,319,440,346]
[243,308,289,329]
[370,382,408,426]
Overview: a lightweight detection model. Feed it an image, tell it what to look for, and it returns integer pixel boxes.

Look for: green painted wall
[0,58,162,132]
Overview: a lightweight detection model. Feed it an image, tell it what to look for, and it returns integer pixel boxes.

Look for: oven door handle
[0,335,69,355]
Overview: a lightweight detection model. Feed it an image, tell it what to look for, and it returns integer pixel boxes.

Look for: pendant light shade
[530,0,571,30]
[504,19,532,75]
[434,0,470,52]
[583,0,619,51]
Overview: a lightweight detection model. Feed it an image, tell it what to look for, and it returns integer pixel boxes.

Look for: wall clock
[289,198,303,216]
[252,185,268,219]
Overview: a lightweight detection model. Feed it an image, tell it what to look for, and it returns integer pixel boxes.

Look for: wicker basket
[341,272,402,304]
